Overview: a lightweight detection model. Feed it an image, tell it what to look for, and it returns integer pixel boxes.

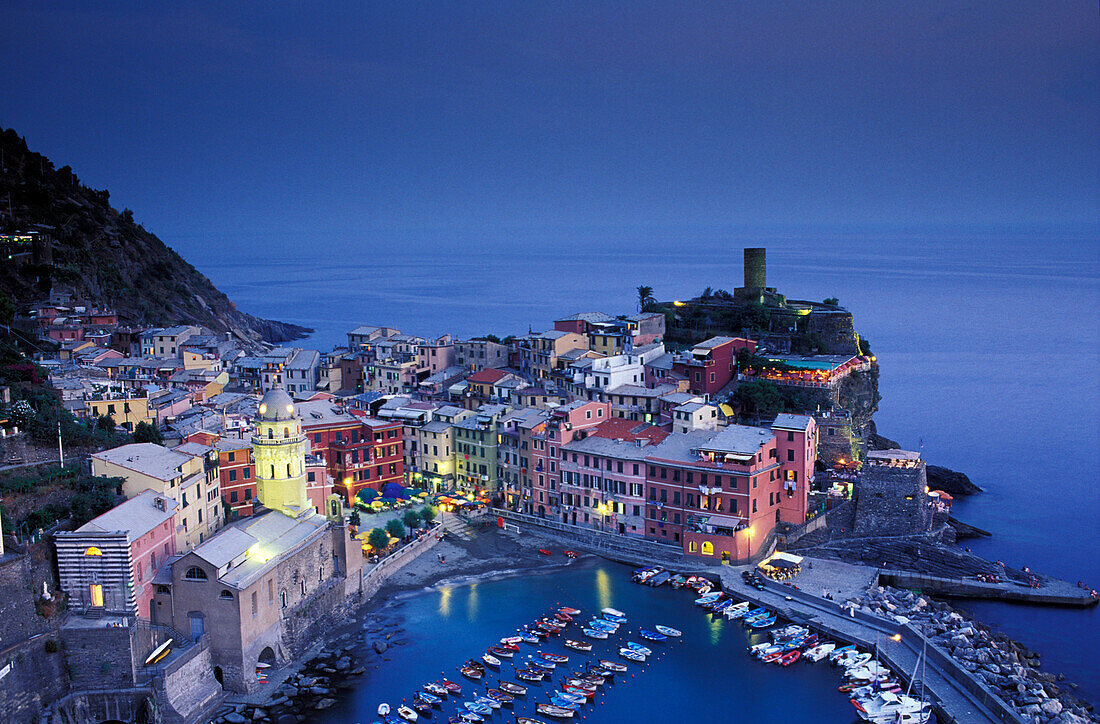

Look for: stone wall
[62,624,137,690]
[804,310,859,355]
[157,638,223,724]
[0,635,69,724]
[0,542,61,649]
[853,462,931,537]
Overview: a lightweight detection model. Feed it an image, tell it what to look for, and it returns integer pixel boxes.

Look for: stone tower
[252,388,312,518]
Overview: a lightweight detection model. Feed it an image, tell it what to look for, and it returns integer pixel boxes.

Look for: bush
[420,505,437,524]
[367,528,390,551]
[349,509,361,528]
[385,518,406,540]
[133,421,163,444]
[44,639,59,654]
[402,510,421,530]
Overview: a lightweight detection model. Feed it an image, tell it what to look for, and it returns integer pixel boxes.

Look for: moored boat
[601,607,625,618]
[564,639,592,652]
[694,592,721,606]
[498,680,527,695]
[481,653,501,667]
[805,642,836,661]
[625,642,652,656]
[654,625,681,637]
[378,703,391,717]
[397,704,418,721]
[486,688,514,704]
[647,570,672,587]
[618,647,645,661]
[582,628,608,639]
[489,646,514,658]
[639,629,667,641]
[424,682,449,697]
[536,703,575,719]
[540,652,569,664]
[778,650,801,666]
[558,607,581,615]
[598,659,627,672]
[440,679,462,694]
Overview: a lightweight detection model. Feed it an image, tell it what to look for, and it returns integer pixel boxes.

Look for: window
[701,541,714,555]
[787,431,794,442]
[787,449,795,462]
[219,589,234,600]
[231,491,238,503]
[84,546,103,556]
[228,469,237,482]
[752,499,758,513]
[184,566,207,581]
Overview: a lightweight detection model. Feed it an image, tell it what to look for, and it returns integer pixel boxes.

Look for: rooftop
[772,413,814,431]
[92,443,195,482]
[199,511,330,589]
[556,312,614,323]
[698,424,773,456]
[72,489,178,539]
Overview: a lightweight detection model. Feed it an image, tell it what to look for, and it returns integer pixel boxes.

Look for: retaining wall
[0,634,69,724]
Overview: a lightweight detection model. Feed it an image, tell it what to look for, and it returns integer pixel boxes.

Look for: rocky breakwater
[855,585,1096,724]
[209,646,367,724]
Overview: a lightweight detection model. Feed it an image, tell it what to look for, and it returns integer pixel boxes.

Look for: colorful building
[672,336,756,396]
[55,489,178,618]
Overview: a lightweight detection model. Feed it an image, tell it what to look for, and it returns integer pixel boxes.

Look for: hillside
[0,128,309,344]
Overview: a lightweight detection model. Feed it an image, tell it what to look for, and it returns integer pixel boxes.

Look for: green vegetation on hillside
[0,465,124,536]
[0,128,308,343]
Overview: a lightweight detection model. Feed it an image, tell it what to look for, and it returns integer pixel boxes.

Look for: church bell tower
[252,388,312,518]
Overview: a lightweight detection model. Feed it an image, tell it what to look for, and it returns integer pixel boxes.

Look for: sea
[186,226,1100,707]
[321,559,860,723]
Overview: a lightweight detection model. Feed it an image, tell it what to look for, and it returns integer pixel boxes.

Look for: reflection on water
[595,567,611,611]
[467,583,479,621]
[708,613,724,646]
[438,585,452,618]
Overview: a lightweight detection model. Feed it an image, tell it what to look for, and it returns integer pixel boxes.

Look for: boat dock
[877,569,1098,607]
[713,569,1023,724]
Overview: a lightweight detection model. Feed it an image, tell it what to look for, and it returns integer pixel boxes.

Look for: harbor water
[318,558,860,723]
[194,228,1099,704]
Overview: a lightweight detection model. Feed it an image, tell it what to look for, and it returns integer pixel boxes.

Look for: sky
[1,2,1097,259]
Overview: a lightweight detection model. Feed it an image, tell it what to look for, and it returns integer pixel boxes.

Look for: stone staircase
[441,514,483,541]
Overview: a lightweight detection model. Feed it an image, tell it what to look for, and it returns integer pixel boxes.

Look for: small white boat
[805,642,836,661]
[619,647,646,662]
[655,625,681,637]
[724,601,751,619]
[694,593,721,606]
[854,692,932,722]
[838,652,873,670]
[397,705,418,721]
[601,607,625,618]
[378,703,391,716]
[481,653,501,667]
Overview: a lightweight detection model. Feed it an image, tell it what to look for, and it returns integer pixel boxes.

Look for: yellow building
[252,388,312,518]
[85,395,156,432]
[91,442,222,551]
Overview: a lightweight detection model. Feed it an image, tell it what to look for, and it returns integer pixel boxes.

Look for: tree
[367,527,390,551]
[636,285,655,312]
[823,297,840,307]
[403,509,421,530]
[0,291,14,327]
[385,518,406,540]
[132,421,163,444]
[349,508,361,528]
[733,380,786,419]
[420,505,437,524]
[95,415,116,433]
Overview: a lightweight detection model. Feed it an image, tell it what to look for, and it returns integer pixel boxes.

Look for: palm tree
[636,285,655,311]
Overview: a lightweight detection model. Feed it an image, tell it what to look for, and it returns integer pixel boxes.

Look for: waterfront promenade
[486,509,1020,724]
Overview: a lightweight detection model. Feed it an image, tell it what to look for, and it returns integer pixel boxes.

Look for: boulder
[1041,700,1063,716]
[314,698,337,710]
[373,640,388,654]
[225,715,247,724]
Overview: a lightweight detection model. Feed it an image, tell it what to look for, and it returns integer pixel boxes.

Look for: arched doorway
[213,666,224,685]
[258,646,277,669]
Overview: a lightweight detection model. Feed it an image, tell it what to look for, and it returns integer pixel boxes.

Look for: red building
[530,401,610,517]
[672,336,756,396]
[297,399,404,505]
[642,414,815,562]
[215,437,256,517]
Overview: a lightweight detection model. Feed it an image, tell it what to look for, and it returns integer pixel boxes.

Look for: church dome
[257,388,297,421]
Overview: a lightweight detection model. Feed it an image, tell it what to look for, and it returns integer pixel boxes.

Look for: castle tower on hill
[252,388,313,518]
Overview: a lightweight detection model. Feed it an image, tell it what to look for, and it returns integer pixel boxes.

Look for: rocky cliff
[0,128,309,344]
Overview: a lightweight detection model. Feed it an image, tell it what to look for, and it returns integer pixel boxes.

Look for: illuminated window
[701,541,714,556]
[84,546,104,556]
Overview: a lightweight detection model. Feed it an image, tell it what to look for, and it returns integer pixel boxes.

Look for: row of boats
[375,604,680,723]
[669,573,935,723]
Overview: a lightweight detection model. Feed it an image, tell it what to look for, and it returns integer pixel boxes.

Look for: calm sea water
[320,559,858,723]
[191,228,1100,703]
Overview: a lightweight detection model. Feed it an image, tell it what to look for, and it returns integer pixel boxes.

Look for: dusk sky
[2,2,1097,256]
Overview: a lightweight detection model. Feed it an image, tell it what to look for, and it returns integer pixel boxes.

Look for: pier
[877,569,1098,607]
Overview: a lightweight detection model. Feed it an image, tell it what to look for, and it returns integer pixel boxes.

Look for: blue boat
[603,612,627,623]
[625,642,653,656]
[712,599,733,612]
[743,607,778,624]
[639,629,667,641]
[582,628,608,639]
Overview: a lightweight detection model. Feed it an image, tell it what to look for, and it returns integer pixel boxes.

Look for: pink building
[672,336,757,396]
[559,418,668,536]
[55,490,179,618]
[530,401,610,517]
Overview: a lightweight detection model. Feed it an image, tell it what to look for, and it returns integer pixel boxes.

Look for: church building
[151,388,364,692]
